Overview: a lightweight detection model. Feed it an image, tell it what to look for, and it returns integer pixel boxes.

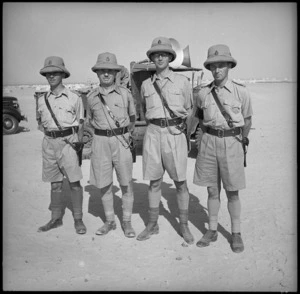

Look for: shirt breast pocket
[223,99,243,123]
[113,102,127,119]
[203,98,217,121]
[58,104,75,124]
[168,89,182,107]
[144,90,156,109]
[223,99,241,114]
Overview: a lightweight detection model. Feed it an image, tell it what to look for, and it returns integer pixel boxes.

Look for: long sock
[122,194,134,222]
[207,197,220,231]
[71,186,83,220]
[102,191,115,222]
[228,198,241,233]
[176,190,190,211]
[148,189,161,208]
[50,190,63,219]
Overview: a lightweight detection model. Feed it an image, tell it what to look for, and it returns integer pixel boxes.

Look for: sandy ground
[2,82,297,291]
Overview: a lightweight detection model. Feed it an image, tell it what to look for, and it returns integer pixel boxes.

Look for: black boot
[96,221,117,235]
[38,218,63,232]
[122,221,136,238]
[74,219,87,234]
[231,232,244,253]
[136,207,160,241]
[179,209,194,244]
[38,191,63,232]
[196,230,218,247]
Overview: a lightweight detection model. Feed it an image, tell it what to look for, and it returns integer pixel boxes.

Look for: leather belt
[45,127,78,138]
[150,117,183,128]
[94,126,128,137]
[206,127,241,138]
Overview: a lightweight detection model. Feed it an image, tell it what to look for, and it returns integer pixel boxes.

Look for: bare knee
[69,181,82,192]
[226,190,239,202]
[149,178,162,193]
[207,186,220,200]
[51,181,63,192]
[174,180,188,194]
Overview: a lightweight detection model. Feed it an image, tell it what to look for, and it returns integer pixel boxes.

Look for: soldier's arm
[76,96,85,142]
[242,116,252,138]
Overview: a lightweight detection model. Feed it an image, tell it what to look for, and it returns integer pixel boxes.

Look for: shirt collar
[208,80,233,94]
[47,87,69,99]
[99,84,121,95]
[151,69,175,84]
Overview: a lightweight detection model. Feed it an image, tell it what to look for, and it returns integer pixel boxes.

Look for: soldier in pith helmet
[37,56,87,235]
[190,44,253,253]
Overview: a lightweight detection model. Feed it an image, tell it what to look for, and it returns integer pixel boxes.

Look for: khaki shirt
[141,70,193,120]
[194,80,253,130]
[87,84,136,129]
[37,87,84,131]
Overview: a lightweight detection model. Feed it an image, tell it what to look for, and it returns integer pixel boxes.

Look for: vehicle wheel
[3,114,19,135]
[82,127,93,160]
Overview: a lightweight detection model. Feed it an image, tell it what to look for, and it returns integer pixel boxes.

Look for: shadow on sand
[84,177,231,243]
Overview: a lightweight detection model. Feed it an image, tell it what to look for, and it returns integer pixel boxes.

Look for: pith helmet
[40,56,70,78]
[91,52,122,72]
[204,44,237,70]
[146,37,176,62]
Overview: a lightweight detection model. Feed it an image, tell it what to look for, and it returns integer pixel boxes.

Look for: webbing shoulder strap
[211,88,234,128]
[153,81,176,118]
[44,93,63,131]
[98,93,120,128]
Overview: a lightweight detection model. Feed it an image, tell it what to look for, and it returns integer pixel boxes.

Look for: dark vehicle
[3,96,27,135]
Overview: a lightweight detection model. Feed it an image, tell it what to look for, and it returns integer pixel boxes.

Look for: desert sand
[2,82,297,291]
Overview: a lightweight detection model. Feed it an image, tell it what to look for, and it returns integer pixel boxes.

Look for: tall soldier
[87,52,136,238]
[136,37,194,244]
[37,56,87,234]
[191,44,253,253]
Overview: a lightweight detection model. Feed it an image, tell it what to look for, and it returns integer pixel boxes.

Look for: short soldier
[87,52,136,238]
[136,37,195,244]
[191,44,253,253]
[37,56,87,234]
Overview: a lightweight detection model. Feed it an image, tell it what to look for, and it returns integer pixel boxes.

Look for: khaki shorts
[143,123,188,182]
[89,133,133,189]
[42,133,82,183]
[193,132,246,191]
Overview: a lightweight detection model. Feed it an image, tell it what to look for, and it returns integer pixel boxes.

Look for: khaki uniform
[193,80,253,190]
[141,70,193,181]
[87,85,136,188]
[37,88,84,183]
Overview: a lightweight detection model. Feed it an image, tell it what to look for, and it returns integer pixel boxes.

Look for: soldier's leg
[136,178,162,241]
[69,180,86,234]
[96,183,116,235]
[120,180,135,238]
[174,180,194,244]
[196,185,221,247]
[38,181,64,232]
[226,190,244,253]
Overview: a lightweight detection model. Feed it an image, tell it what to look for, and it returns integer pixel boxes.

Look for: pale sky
[3,2,297,85]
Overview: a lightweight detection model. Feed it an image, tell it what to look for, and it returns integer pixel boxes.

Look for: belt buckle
[51,131,57,138]
[106,129,112,137]
[160,119,166,128]
[217,129,224,138]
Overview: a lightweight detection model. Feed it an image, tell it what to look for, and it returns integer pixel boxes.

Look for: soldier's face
[45,72,65,87]
[152,52,172,70]
[97,69,117,87]
[210,62,231,82]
